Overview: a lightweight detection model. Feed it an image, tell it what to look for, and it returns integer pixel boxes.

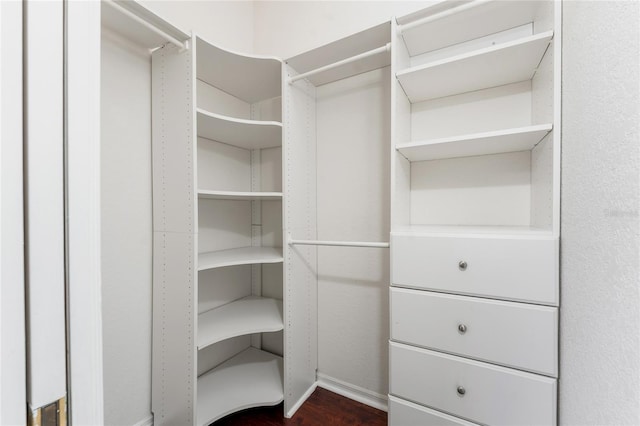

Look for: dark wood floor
[212,388,387,426]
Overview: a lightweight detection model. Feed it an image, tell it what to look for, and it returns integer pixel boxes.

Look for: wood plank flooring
[212,388,387,426]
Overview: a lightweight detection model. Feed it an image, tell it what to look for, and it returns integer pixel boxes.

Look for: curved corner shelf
[198,190,283,201]
[198,296,283,350]
[198,247,283,271]
[195,36,282,104]
[197,108,282,150]
[396,31,553,103]
[399,0,542,57]
[197,347,284,426]
[397,124,553,162]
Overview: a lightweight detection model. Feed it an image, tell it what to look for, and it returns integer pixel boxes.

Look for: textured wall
[560,1,640,424]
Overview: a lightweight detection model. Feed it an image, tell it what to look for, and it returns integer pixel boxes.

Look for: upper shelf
[391,225,555,239]
[198,247,283,271]
[196,36,282,103]
[397,124,553,162]
[197,108,282,150]
[397,0,545,57]
[198,190,283,201]
[198,296,284,350]
[286,21,391,86]
[197,347,283,426]
[396,31,553,103]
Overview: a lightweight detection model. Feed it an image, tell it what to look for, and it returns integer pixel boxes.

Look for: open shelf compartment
[197,108,282,150]
[398,0,544,57]
[396,31,553,103]
[196,347,284,426]
[397,124,552,162]
[198,296,284,350]
[198,247,283,271]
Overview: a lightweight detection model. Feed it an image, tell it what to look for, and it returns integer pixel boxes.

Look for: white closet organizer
[150,28,312,425]
[389,1,561,425]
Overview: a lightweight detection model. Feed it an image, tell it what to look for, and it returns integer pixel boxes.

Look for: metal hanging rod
[288,43,391,84]
[104,0,188,51]
[288,239,389,249]
[397,0,490,34]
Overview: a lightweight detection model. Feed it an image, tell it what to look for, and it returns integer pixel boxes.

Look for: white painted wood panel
[197,109,282,150]
[197,297,283,349]
[390,342,557,425]
[23,0,67,409]
[410,151,532,226]
[0,1,26,422]
[397,32,553,103]
[389,396,479,426]
[196,36,281,103]
[391,288,558,375]
[198,190,282,201]
[391,234,558,305]
[398,124,552,161]
[196,348,283,426]
[197,138,251,192]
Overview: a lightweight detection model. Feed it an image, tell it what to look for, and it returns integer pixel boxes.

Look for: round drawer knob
[457,386,466,396]
[458,324,467,334]
[458,261,467,271]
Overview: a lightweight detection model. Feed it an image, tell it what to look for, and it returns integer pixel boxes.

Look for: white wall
[141,1,254,52]
[253,1,432,58]
[560,1,640,424]
[316,68,390,403]
[101,29,154,426]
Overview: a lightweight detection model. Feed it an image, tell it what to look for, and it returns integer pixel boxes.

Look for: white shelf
[197,347,284,426]
[197,190,283,201]
[399,0,542,56]
[397,124,552,162]
[396,31,553,103]
[198,247,283,271]
[286,21,391,86]
[392,225,554,239]
[197,108,282,150]
[198,297,283,350]
[196,36,282,103]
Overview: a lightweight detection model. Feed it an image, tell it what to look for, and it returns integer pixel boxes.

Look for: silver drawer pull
[458,324,467,334]
[457,386,466,396]
[458,260,467,271]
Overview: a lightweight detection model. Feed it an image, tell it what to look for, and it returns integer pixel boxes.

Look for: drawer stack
[389,2,561,424]
[389,234,559,425]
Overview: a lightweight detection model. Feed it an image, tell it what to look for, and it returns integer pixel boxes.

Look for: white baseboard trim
[132,414,153,426]
[286,382,317,418]
[316,373,388,412]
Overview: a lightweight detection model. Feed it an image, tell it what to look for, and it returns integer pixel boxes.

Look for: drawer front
[391,288,558,376]
[391,234,558,305]
[389,395,479,426]
[390,342,557,426]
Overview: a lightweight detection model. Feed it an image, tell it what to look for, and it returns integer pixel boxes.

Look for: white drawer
[391,234,558,305]
[391,288,558,376]
[390,342,557,426]
[389,395,479,426]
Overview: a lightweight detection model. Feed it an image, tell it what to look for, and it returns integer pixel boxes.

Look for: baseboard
[286,382,318,418]
[132,414,153,426]
[316,373,388,412]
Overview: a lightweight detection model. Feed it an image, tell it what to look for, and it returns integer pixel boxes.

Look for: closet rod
[288,43,391,84]
[397,0,490,34]
[104,0,188,51]
[288,239,390,248]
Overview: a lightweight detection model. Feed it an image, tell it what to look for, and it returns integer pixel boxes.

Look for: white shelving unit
[198,296,283,350]
[396,124,552,161]
[389,1,561,424]
[396,31,553,102]
[152,33,294,426]
[196,347,284,426]
[197,247,283,271]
